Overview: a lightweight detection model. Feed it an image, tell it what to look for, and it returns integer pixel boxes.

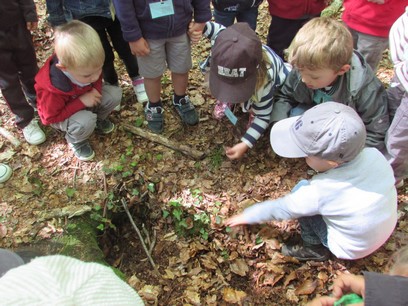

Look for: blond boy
[35,20,122,161]
[271,17,390,150]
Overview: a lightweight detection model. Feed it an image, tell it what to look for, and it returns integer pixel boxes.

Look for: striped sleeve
[241,46,289,148]
[389,7,408,92]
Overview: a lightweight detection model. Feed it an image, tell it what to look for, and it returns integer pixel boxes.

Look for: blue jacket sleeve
[112,0,142,42]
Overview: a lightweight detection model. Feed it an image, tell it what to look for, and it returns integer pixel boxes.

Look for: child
[226,102,397,261]
[35,20,122,161]
[385,7,408,188]
[271,17,390,151]
[198,22,288,160]
[307,246,408,305]
[342,0,406,72]
[0,1,46,145]
[45,0,148,104]
[266,0,328,60]
[0,163,12,183]
[211,0,263,31]
[112,0,211,134]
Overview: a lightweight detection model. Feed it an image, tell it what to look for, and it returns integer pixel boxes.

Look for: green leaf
[97,223,105,231]
[255,236,263,245]
[162,210,170,218]
[147,183,155,193]
[225,226,232,233]
[172,208,182,221]
[135,117,144,127]
[66,187,76,198]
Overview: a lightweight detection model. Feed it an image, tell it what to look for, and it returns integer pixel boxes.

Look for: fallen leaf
[295,279,318,295]
[222,287,247,304]
[230,258,249,276]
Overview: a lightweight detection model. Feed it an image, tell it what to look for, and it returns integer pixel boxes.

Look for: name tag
[225,106,238,125]
[149,0,175,19]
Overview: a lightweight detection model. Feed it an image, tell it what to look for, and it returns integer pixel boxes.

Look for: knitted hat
[270,102,366,162]
[210,22,262,103]
[0,255,144,306]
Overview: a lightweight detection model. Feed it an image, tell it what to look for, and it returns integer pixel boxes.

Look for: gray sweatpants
[51,84,122,144]
[348,27,389,72]
[386,79,408,182]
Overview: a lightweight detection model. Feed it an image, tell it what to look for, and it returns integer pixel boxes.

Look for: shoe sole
[0,165,12,183]
[25,135,46,145]
[75,151,95,161]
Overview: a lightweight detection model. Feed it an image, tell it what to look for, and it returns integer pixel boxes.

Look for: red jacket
[35,55,103,125]
[342,0,407,38]
[267,0,327,20]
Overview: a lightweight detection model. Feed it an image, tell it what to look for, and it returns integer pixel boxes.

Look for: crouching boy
[226,102,397,261]
[35,20,122,161]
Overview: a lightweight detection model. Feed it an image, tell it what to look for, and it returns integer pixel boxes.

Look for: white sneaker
[22,119,46,145]
[0,163,12,183]
[132,76,148,103]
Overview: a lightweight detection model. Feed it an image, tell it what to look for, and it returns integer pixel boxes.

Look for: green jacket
[271,51,390,150]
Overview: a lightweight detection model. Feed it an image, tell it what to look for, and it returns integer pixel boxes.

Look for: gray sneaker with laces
[96,118,115,134]
[69,140,95,161]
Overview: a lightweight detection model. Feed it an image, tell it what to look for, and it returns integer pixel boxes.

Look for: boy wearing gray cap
[226,102,397,261]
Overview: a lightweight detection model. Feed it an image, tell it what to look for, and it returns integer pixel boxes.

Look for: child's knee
[67,111,97,139]
[102,84,122,108]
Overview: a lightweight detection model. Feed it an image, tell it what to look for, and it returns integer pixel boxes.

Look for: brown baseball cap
[209,22,262,103]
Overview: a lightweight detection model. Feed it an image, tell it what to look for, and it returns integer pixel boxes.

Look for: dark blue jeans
[292,180,328,246]
[213,6,259,31]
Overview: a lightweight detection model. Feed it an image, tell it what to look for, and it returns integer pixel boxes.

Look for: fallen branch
[0,127,21,147]
[121,198,158,272]
[122,123,207,160]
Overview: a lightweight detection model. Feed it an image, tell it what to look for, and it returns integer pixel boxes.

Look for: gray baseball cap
[270,102,366,162]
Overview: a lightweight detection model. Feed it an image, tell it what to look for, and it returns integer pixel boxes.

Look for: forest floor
[0,1,407,305]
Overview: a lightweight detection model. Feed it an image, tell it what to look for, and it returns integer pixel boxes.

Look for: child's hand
[225,142,249,160]
[332,274,365,299]
[188,22,203,44]
[79,88,102,107]
[225,214,249,227]
[129,38,150,57]
[306,296,337,306]
[26,22,38,31]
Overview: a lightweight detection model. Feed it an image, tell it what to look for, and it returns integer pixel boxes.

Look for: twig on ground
[0,127,21,147]
[121,198,158,272]
[122,123,207,160]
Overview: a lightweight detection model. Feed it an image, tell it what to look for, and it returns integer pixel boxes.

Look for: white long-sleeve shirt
[241,148,398,260]
[390,6,408,91]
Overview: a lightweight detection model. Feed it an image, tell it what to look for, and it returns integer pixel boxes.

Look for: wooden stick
[121,198,158,272]
[122,123,207,160]
[0,127,21,147]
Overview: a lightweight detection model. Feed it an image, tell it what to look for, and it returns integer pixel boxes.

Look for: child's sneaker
[69,140,95,161]
[0,163,12,183]
[281,241,330,261]
[173,95,198,125]
[145,105,164,134]
[96,118,115,134]
[22,119,46,145]
[213,100,232,120]
[132,76,148,103]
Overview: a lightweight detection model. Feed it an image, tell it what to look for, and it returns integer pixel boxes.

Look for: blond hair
[54,20,104,69]
[288,17,353,71]
[251,50,271,102]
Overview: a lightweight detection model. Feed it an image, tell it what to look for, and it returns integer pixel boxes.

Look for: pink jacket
[342,0,407,38]
[267,0,327,20]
